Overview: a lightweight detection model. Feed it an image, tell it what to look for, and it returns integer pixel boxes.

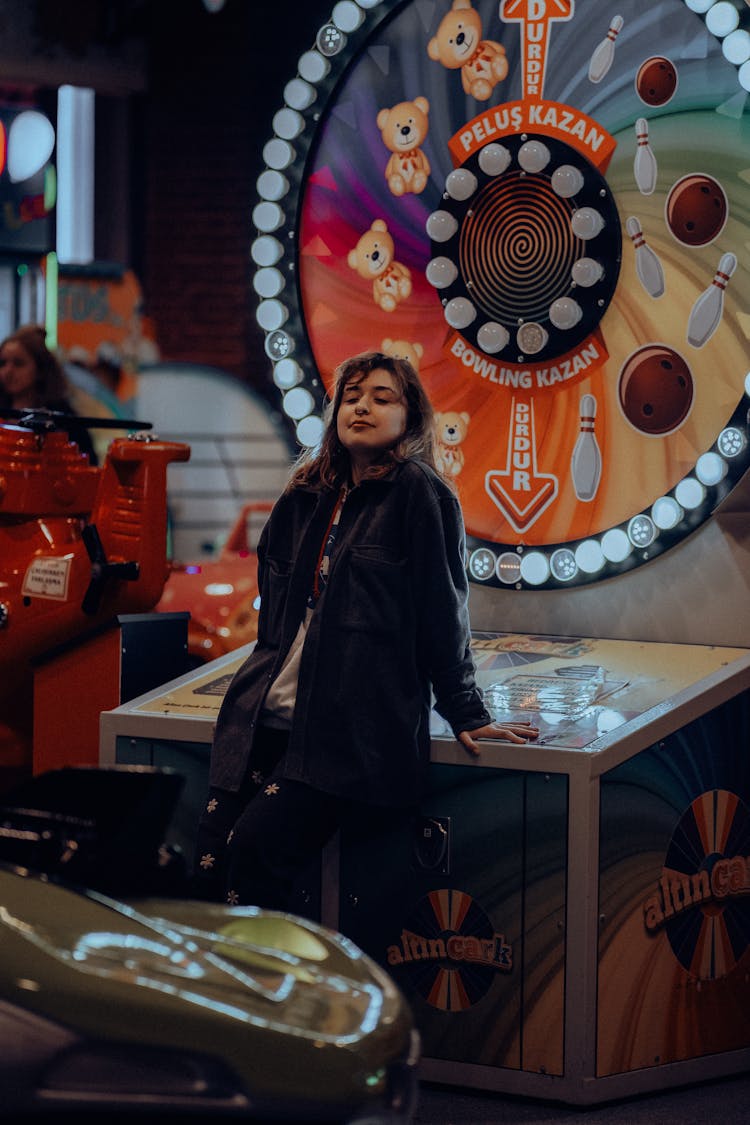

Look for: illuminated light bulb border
[252,1,398,445]
[683,0,750,88]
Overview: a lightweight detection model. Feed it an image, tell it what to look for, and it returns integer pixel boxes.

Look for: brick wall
[140,0,328,400]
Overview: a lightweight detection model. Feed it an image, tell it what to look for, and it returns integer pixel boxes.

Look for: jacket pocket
[258,556,293,644]
[337,546,407,633]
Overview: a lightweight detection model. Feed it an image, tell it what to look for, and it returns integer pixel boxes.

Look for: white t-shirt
[260,487,347,730]
[260,607,312,729]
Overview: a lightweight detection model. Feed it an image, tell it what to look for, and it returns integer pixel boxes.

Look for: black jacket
[209,459,491,807]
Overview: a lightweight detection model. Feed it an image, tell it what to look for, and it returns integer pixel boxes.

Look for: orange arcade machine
[0,409,189,791]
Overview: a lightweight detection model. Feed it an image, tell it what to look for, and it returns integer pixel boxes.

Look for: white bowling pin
[571,394,602,502]
[588,14,624,83]
[687,252,737,348]
[634,117,657,195]
[626,216,665,298]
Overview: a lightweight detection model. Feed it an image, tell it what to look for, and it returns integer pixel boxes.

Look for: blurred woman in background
[0,325,98,463]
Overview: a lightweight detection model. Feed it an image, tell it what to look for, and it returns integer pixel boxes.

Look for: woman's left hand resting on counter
[458,721,539,757]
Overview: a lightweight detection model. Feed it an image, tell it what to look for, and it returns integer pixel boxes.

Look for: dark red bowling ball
[636,57,678,107]
[666,174,727,247]
[619,345,694,435]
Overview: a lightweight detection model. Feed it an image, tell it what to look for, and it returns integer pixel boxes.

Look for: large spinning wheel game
[252,0,750,590]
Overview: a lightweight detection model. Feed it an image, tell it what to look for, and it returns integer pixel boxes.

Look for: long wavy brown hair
[0,324,70,408]
[286,351,448,491]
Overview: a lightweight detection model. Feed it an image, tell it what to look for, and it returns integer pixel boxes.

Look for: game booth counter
[102,0,750,1107]
[100,619,750,1105]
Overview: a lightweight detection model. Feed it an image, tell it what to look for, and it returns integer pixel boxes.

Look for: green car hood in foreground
[0,864,418,1121]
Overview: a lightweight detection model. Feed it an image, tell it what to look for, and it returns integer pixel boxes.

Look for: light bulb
[550,549,578,582]
[426,257,458,288]
[516,322,548,354]
[519,552,550,585]
[574,539,605,573]
[253,267,284,299]
[627,514,656,547]
[445,167,477,201]
[444,297,477,329]
[273,107,304,141]
[496,552,522,584]
[284,78,316,111]
[571,257,603,287]
[601,529,631,563]
[674,477,705,509]
[518,140,551,173]
[651,496,682,529]
[549,297,582,330]
[298,50,330,83]
[273,358,303,388]
[695,451,727,485]
[426,210,458,242]
[478,143,511,176]
[264,330,292,360]
[252,235,283,267]
[257,170,289,201]
[256,299,288,331]
[262,138,294,170]
[706,2,739,38]
[297,414,324,448]
[477,322,510,353]
[551,164,584,198]
[283,386,315,420]
[253,201,284,233]
[571,207,605,240]
[332,1,364,32]
[723,29,750,65]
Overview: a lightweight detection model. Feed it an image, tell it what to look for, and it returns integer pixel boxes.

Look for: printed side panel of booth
[337,764,568,1077]
[597,689,750,1076]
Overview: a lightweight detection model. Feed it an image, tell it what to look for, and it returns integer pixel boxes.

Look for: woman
[0,325,98,463]
[193,350,538,908]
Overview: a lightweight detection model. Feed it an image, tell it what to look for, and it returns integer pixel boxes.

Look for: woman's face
[336,367,407,479]
[0,339,37,406]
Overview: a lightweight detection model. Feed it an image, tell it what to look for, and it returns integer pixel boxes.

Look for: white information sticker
[22,557,72,601]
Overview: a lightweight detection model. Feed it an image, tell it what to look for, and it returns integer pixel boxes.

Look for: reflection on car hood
[0,869,400,1044]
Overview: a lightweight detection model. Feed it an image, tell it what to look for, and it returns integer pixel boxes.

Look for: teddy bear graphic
[435,410,471,477]
[381,338,424,371]
[377,97,431,197]
[347,219,412,312]
[428,0,508,102]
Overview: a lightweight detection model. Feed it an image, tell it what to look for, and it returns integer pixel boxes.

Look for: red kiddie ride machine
[0,409,190,791]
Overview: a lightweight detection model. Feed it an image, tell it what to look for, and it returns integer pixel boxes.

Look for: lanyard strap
[310,486,347,605]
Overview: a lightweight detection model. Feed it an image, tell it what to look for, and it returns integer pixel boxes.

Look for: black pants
[191,726,347,912]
